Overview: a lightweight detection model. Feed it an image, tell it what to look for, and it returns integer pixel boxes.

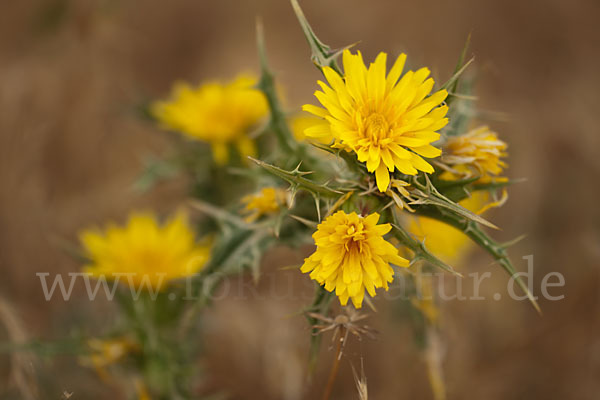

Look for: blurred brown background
[1,0,599,399]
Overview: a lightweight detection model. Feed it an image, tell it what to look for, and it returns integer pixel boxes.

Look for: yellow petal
[375,163,390,192]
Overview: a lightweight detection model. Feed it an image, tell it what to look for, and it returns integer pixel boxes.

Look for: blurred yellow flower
[301,211,409,308]
[443,126,508,182]
[151,74,268,164]
[80,212,211,290]
[241,187,287,223]
[303,49,448,192]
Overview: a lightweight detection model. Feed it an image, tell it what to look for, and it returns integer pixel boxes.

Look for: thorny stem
[256,19,297,155]
[415,206,541,313]
[322,326,346,400]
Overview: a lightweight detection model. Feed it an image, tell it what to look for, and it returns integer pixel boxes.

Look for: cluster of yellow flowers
[67,4,521,399]
[81,54,508,309]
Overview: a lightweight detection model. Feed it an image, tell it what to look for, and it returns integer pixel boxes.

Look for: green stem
[256,19,297,155]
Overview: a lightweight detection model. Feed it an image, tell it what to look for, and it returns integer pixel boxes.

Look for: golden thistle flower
[241,187,288,223]
[80,212,211,290]
[443,126,508,182]
[302,50,449,192]
[151,74,268,164]
[301,211,409,308]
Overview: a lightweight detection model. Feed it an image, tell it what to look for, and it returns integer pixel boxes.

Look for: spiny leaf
[327,191,354,217]
[390,211,462,278]
[290,0,346,74]
[409,191,499,230]
[289,214,318,228]
[414,208,541,313]
[440,33,474,103]
[309,141,337,154]
[500,234,527,249]
[448,33,472,97]
[443,75,476,137]
[498,257,541,314]
[439,57,474,93]
[249,157,343,197]
[411,174,499,230]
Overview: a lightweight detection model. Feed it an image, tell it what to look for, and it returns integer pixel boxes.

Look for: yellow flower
[301,211,409,308]
[443,126,508,182]
[302,50,449,192]
[151,74,268,164]
[241,187,287,223]
[407,192,487,266]
[80,212,211,290]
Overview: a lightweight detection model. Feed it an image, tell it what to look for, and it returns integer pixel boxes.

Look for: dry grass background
[1,0,599,399]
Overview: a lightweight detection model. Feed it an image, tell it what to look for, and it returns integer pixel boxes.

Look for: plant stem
[322,326,345,400]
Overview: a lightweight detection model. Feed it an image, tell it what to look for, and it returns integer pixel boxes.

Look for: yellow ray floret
[443,126,508,182]
[301,210,409,308]
[241,187,288,223]
[151,74,268,164]
[289,112,331,144]
[302,50,449,192]
[80,211,211,290]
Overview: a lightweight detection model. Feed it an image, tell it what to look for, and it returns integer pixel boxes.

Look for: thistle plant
[1,1,537,399]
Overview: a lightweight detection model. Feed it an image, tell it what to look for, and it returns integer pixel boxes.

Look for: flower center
[364,113,390,143]
[343,222,366,252]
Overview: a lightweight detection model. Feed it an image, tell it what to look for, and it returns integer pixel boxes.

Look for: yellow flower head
[303,50,449,192]
[443,126,508,182]
[151,74,268,164]
[301,211,409,308]
[80,212,211,290]
[241,187,287,223]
